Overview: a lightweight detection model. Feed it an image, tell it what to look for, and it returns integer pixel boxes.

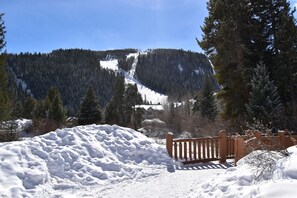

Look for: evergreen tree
[104,75,125,125]
[199,0,251,120]
[32,100,47,120]
[45,87,66,125]
[200,0,297,128]
[245,62,282,126]
[48,91,66,127]
[11,101,22,119]
[123,83,143,127]
[168,102,176,127]
[78,84,102,125]
[104,77,143,127]
[193,77,218,121]
[23,96,36,119]
[0,13,10,122]
[113,75,125,124]
[104,101,117,124]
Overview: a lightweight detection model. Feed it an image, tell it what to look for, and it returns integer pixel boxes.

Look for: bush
[31,118,59,136]
[0,130,21,142]
[241,130,290,181]
[0,121,21,142]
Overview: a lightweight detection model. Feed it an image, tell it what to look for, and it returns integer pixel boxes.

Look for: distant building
[135,105,164,119]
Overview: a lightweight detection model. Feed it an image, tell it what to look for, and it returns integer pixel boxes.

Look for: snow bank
[189,146,297,197]
[0,124,173,197]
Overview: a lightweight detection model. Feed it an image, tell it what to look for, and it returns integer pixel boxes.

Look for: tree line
[199,0,297,130]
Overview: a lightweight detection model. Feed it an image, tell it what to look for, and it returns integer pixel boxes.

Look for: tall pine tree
[104,75,125,125]
[123,83,143,127]
[200,0,297,128]
[193,76,218,121]
[78,84,102,125]
[0,13,10,122]
[199,0,251,121]
[245,62,282,127]
[48,88,66,127]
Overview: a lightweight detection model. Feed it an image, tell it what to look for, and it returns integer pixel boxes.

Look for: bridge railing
[166,130,233,164]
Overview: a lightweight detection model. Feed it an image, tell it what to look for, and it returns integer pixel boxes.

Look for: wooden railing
[234,131,297,164]
[167,130,297,165]
[166,130,234,164]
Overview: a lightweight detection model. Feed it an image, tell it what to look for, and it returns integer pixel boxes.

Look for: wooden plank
[206,140,210,159]
[198,141,201,160]
[179,142,183,160]
[227,138,230,156]
[166,133,173,157]
[173,137,219,142]
[230,137,234,156]
[174,142,178,160]
[193,141,197,160]
[219,130,227,163]
[189,141,192,160]
[202,140,206,160]
[215,139,219,158]
[184,141,187,161]
[211,139,215,158]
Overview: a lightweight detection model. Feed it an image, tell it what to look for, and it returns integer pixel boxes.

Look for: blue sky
[1,0,208,53]
[2,0,297,54]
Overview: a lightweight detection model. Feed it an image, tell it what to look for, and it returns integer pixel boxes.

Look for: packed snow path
[97,163,229,198]
[45,162,230,198]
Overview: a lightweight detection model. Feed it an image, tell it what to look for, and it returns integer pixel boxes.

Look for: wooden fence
[234,131,297,164]
[166,130,297,165]
[166,130,234,164]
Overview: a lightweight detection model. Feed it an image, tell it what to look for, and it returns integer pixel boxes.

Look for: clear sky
[2,0,297,54]
[1,0,208,54]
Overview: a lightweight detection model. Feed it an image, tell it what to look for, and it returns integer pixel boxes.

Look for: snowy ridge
[127,52,139,77]
[0,124,173,197]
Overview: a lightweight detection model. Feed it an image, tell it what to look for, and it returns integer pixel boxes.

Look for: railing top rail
[173,136,219,142]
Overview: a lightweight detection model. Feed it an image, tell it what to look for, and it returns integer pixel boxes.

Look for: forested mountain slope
[7,48,217,115]
[135,49,218,98]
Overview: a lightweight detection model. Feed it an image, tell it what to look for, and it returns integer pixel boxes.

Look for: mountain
[7,48,218,115]
[135,49,218,98]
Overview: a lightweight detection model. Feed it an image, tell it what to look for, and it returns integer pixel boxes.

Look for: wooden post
[234,136,245,165]
[166,132,173,157]
[278,131,285,147]
[219,130,227,163]
[253,131,261,139]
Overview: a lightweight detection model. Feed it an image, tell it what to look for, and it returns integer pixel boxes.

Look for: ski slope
[100,53,168,104]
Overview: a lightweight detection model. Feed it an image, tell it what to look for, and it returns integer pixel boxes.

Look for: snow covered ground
[188,146,297,198]
[1,123,297,197]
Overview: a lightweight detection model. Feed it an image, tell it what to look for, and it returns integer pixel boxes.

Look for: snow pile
[0,124,173,197]
[189,146,297,197]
